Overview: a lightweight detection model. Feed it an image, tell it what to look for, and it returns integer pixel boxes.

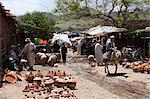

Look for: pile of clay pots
[122,60,150,74]
[21,70,77,99]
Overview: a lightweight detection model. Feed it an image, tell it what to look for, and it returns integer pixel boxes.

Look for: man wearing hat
[19,38,36,71]
[105,35,116,60]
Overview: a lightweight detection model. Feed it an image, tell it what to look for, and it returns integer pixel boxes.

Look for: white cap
[25,38,31,42]
[110,35,115,39]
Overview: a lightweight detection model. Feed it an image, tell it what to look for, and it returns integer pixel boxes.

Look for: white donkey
[104,50,122,74]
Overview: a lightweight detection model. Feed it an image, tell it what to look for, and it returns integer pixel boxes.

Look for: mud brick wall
[0,3,17,66]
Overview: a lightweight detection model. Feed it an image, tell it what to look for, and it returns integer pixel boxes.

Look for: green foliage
[55,0,150,29]
[18,12,55,39]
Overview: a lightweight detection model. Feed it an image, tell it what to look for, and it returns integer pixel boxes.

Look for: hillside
[55,12,150,32]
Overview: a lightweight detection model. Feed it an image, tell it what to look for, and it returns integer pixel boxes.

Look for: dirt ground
[0,50,150,99]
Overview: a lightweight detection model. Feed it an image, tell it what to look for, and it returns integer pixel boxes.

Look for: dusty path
[66,61,150,99]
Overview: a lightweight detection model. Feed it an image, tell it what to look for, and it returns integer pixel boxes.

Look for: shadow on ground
[106,73,128,78]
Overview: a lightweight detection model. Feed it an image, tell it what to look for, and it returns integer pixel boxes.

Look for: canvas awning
[87,25,127,35]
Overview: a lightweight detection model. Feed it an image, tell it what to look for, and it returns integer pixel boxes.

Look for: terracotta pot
[44,79,54,87]
[62,91,73,97]
[22,85,30,92]
[46,71,55,77]
[26,72,34,83]
[67,82,76,90]
[56,70,61,77]
[33,77,42,85]
[55,82,67,88]
[3,73,17,83]
[35,70,43,78]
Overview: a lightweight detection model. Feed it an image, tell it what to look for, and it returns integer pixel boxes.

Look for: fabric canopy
[52,33,72,45]
[87,25,126,35]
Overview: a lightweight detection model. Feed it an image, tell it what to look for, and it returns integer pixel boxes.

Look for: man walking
[95,40,103,66]
[19,38,36,71]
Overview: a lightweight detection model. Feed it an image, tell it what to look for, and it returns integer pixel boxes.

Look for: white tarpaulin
[52,33,72,45]
[87,25,126,35]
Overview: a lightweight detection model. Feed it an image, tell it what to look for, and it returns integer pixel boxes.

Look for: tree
[18,12,55,39]
[55,0,150,28]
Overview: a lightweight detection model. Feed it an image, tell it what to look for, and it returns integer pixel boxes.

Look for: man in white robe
[19,38,36,71]
[95,40,103,66]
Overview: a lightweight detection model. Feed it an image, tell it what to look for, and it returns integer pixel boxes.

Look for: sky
[0,0,56,16]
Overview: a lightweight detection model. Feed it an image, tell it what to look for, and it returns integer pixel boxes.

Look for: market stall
[134,27,150,57]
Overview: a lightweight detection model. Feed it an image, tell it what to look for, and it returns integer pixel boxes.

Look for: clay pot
[35,70,43,78]
[30,83,36,91]
[62,91,73,97]
[3,73,17,83]
[133,66,139,72]
[133,62,139,66]
[22,85,30,92]
[60,71,66,78]
[55,78,67,88]
[26,71,34,83]
[46,71,55,77]
[35,93,44,99]
[44,79,54,87]
[50,92,60,98]
[67,78,76,90]
[33,77,42,85]
[144,65,150,74]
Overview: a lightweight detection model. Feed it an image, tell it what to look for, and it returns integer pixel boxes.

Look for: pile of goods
[36,52,61,66]
[122,60,150,73]
[21,70,77,99]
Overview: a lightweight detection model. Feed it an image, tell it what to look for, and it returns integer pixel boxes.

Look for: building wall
[0,6,16,66]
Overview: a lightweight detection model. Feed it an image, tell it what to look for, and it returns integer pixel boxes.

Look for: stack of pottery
[22,70,78,99]
[123,60,150,74]
[25,71,34,83]
[23,83,40,92]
